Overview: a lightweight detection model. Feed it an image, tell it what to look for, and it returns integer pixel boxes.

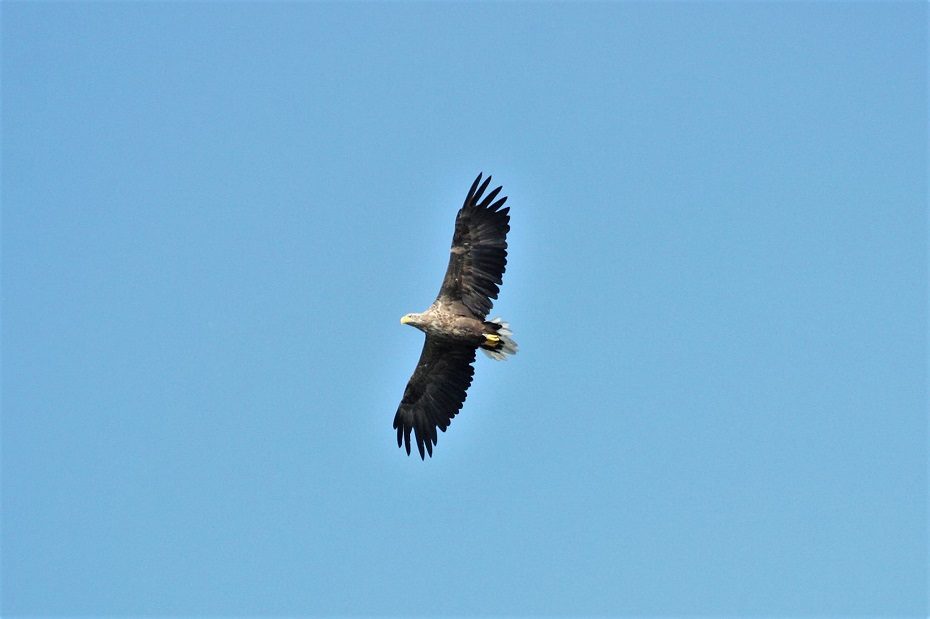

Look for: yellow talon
[485,334,501,343]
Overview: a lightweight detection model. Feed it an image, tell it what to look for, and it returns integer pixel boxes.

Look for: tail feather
[481,317,518,360]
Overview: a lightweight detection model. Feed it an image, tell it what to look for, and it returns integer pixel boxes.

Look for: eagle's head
[400,312,425,329]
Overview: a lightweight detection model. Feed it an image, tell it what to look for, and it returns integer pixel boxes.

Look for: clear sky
[2,2,926,617]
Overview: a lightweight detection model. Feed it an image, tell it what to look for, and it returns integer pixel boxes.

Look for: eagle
[394,173,517,459]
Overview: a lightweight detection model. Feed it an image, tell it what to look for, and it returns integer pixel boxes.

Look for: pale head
[400,312,425,328]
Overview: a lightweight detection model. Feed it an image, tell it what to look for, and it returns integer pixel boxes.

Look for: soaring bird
[395,173,517,459]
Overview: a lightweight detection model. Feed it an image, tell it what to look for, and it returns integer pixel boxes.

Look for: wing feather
[393,337,477,459]
[437,173,510,318]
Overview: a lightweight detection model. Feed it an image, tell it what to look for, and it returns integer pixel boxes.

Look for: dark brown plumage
[394,173,517,459]
[438,173,511,319]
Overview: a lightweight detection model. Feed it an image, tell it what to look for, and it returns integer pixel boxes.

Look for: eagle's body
[404,300,485,342]
[394,173,517,459]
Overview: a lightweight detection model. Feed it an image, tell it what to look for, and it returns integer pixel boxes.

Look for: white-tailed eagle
[394,173,517,459]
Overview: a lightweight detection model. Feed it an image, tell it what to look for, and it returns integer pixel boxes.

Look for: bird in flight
[395,173,517,459]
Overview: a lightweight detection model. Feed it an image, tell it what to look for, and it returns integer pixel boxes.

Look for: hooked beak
[400,315,412,325]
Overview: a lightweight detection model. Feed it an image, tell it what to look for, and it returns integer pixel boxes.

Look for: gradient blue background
[2,2,927,616]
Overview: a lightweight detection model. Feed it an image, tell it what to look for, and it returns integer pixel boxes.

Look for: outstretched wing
[393,336,477,459]
[437,173,510,319]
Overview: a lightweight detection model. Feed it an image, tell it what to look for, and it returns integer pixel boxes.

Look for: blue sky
[2,2,926,616]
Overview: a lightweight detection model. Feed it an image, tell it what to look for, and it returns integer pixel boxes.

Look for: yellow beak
[400,315,412,324]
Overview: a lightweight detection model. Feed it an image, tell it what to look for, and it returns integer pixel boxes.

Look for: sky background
[2,2,927,617]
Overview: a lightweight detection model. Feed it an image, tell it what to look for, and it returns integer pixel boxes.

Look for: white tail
[482,317,518,360]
